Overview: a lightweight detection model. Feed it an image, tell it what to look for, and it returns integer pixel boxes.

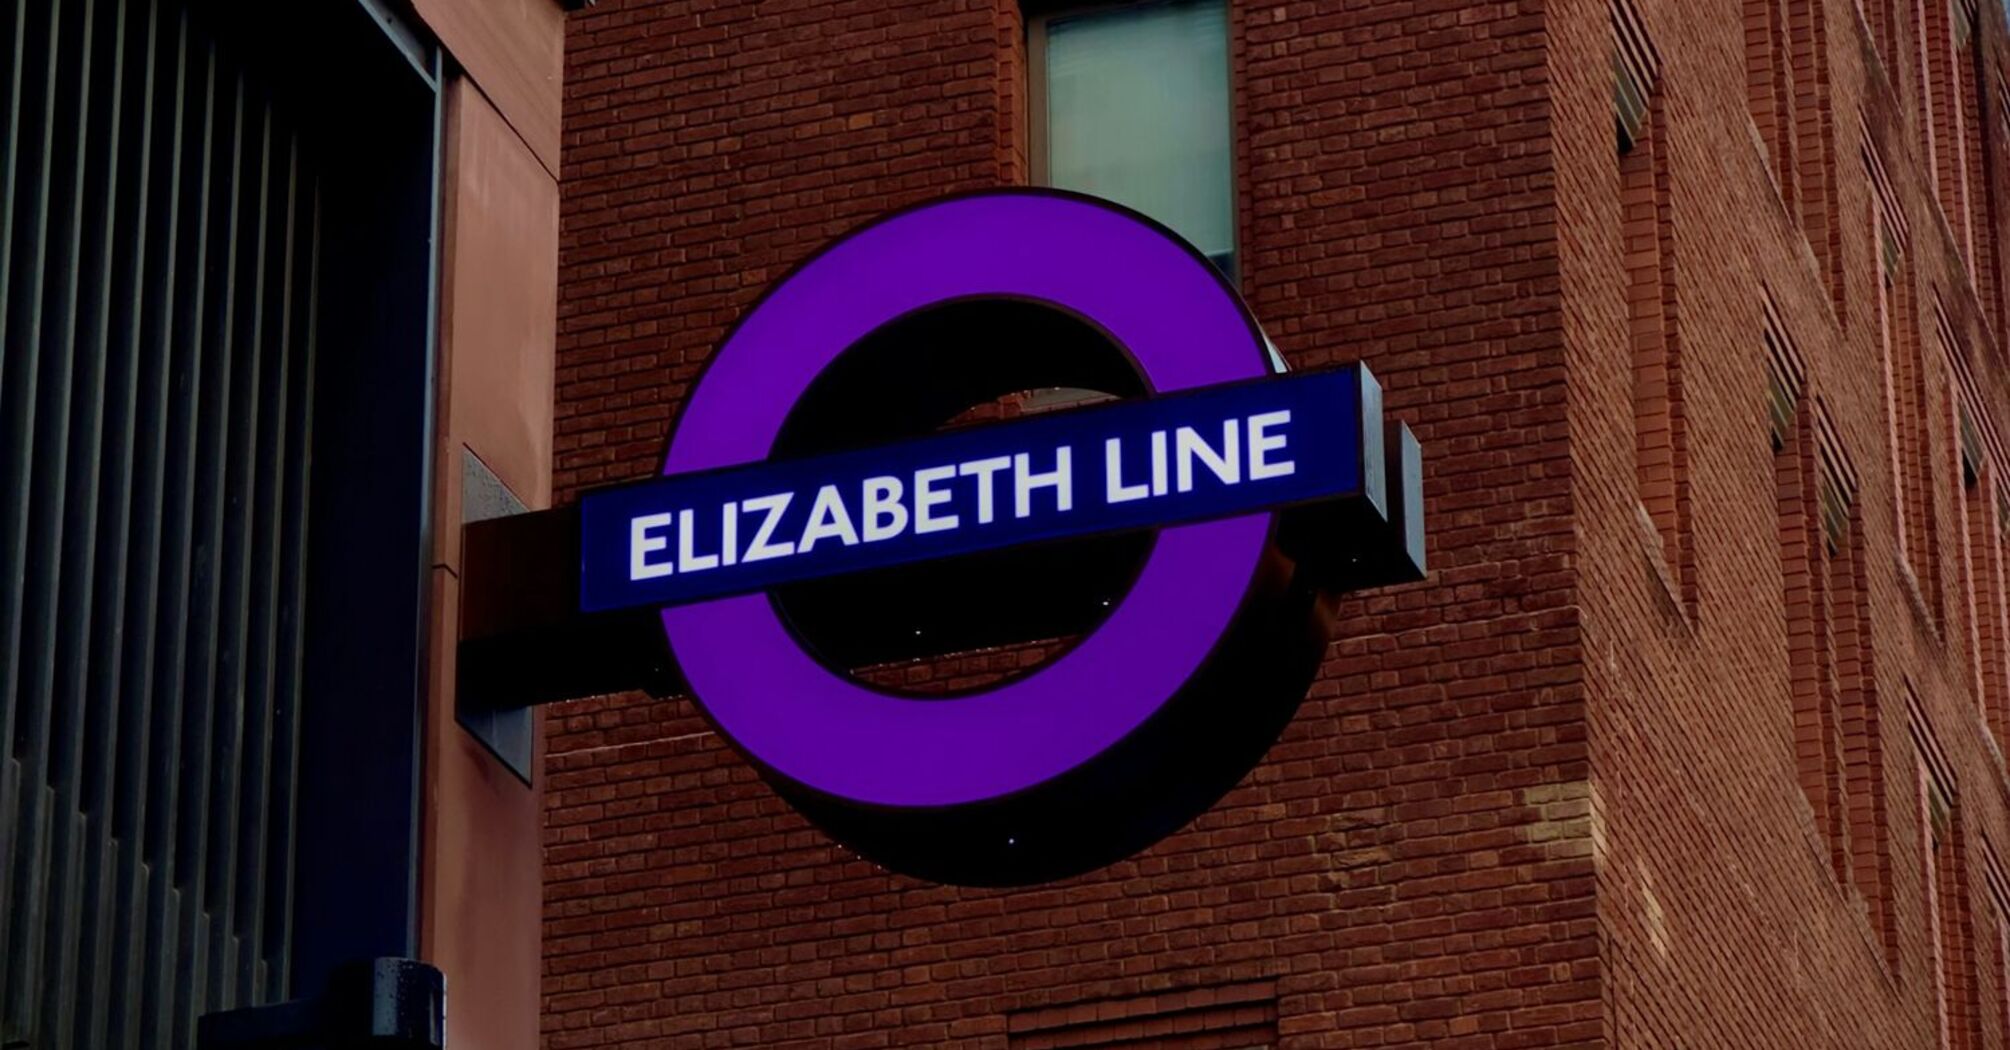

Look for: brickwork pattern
[547,0,2010,1047]
[1563,0,2010,1044]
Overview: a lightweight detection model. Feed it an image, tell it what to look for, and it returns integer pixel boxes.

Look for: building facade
[0,1,564,1047]
[546,0,2010,1046]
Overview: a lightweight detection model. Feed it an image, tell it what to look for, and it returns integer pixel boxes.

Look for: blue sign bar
[579,365,1377,612]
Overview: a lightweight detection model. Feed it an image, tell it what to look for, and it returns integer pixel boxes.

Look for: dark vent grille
[0,0,319,1046]
[1007,983,1279,1050]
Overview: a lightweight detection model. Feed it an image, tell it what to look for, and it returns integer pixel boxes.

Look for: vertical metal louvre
[0,0,320,1047]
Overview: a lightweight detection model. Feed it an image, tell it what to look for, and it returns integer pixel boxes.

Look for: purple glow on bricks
[659,192,1272,808]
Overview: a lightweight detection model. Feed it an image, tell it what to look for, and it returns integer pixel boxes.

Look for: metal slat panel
[42,0,131,1043]
[79,3,162,1045]
[231,123,295,1008]
[138,34,218,1048]
[169,58,247,1045]
[106,10,187,1048]
[204,95,273,1019]
[3,2,357,1043]
[0,0,29,416]
[262,180,318,1007]
[0,3,63,1028]
[7,2,99,1038]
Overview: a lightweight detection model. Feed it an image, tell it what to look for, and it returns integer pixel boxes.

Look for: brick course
[546,0,2010,1046]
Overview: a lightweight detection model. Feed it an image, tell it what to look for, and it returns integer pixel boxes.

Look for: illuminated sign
[581,369,1369,611]
[580,191,1426,885]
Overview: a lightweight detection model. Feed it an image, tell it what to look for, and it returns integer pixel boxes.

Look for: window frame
[1923,761,1958,1048]
[1915,707,1975,1050]
[1025,0,1242,280]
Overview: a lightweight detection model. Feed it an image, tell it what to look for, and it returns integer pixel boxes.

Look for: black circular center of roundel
[768,297,1156,696]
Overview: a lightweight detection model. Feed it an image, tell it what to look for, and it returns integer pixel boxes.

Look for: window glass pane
[1044,0,1234,265]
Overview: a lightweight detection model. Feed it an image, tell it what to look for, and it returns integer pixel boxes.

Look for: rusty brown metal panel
[407,0,564,177]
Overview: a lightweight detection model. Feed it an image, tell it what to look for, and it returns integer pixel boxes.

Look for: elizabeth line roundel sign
[576,190,1426,885]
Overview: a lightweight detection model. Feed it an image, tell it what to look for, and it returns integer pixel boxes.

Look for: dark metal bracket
[196,958,445,1050]
[456,422,1425,712]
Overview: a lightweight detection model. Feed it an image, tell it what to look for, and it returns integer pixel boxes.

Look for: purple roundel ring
[659,192,1274,809]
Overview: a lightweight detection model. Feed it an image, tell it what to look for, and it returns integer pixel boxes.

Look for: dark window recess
[1623,89,1686,597]
[1997,484,2010,741]
[1953,388,2008,741]
[1917,720,1981,1050]
[1768,300,1890,955]
[1612,0,1658,152]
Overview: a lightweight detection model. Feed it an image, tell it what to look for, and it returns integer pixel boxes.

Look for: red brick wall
[542,0,2010,1046]
[1562,0,2010,1046]
[553,0,1025,494]
[546,1,1587,1046]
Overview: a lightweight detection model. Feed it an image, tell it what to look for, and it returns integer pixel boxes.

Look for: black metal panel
[456,451,535,782]
[0,1,342,1046]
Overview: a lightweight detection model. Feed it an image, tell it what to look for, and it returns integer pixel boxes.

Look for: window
[2000,908,2010,1049]
[1030,0,1235,277]
[1771,306,1888,942]
[1992,71,2010,334]
[1997,483,2010,728]
[1875,142,1942,618]
[1769,317,1835,854]
[1614,0,1657,152]
[1989,860,2010,1045]
[1925,768,1955,1047]
[1617,0,1688,599]
[1951,364,2008,740]
[1768,307,1889,941]
[1898,294,1944,620]
[1917,724,1978,1050]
